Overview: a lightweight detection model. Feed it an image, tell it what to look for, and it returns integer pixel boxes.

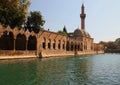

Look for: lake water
[0,53,120,85]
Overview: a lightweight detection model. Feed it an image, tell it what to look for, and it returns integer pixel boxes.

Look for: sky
[29,0,120,43]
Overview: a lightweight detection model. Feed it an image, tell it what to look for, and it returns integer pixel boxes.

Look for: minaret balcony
[80,14,86,18]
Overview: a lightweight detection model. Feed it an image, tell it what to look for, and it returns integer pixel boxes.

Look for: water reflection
[0,54,120,85]
[0,58,38,85]
[35,55,94,85]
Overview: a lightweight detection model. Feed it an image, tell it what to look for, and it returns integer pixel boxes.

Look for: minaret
[80,3,86,31]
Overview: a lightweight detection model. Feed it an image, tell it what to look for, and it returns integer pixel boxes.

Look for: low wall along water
[0,50,104,59]
[0,50,37,59]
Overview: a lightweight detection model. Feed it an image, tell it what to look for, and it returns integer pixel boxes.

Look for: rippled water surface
[0,54,120,85]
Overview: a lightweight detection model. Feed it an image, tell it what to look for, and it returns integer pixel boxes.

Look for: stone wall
[0,50,37,59]
[41,50,104,58]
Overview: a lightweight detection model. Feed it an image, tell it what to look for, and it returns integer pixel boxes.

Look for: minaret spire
[82,0,84,4]
[80,0,86,30]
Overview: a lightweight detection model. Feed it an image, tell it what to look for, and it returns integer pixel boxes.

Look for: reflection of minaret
[80,3,86,31]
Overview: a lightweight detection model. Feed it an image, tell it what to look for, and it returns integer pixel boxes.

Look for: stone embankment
[0,50,37,59]
[0,50,104,59]
[41,50,104,58]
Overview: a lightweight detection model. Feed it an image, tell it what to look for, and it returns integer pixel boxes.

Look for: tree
[25,11,45,33]
[106,42,117,49]
[58,30,67,35]
[63,26,67,34]
[0,0,30,28]
[57,26,68,35]
[115,38,120,44]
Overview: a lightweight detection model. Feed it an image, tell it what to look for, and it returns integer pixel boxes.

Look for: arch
[48,39,51,49]
[0,31,14,50]
[16,34,26,50]
[58,40,61,49]
[42,38,46,49]
[53,39,56,49]
[27,35,37,50]
[62,40,65,50]
[84,42,87,50]
[71,42,74,51]
[91,45,93,50]
[91,43,93,50]
[86,42,87,50]
[66,41,70,51]
[0,36,2,49]
[84,44,86,50]
[75,44,77,51]
[81,43,83,51]
[78,44,80,51]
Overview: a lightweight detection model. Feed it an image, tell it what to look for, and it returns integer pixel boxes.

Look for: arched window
[16,34,26,50]
[28,35,37,50]
[66,41,70,51]
[53,40,56,49]
[75,44,77,51]
[84,42,87,50]
[63,40,65,50]
[0,31,14,50]
[42,38,46,49]
[84,44,86,50]
[48,39,51,49]
[78,44,80,51]
[81,43,83,51]
[71,42,73,51]
[58,40,61,49]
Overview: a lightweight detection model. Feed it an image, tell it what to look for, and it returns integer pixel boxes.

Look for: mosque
[67,3,93,51]
[0,3,104,59]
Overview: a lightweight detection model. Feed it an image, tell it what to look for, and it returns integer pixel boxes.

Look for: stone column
[64,41,66,51]
[14,38,16,52]
[37,39,39,56]
[55,40,58,50]
[81,42,84,51]
[50,40,53,50]
[61,41,63,50]
[59,40,61,50]
[45,39,47,49]
[37,41,42,57]
[13,36,16,52]
[69,42,71,51]
[26,38,28,55]
[50,41,52,50]
[26,39,28,51]
[73,43,75,51]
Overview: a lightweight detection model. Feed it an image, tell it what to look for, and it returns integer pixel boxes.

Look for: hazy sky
[29,0,120,43]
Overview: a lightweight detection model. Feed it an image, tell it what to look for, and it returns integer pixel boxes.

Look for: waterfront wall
[41,50,104,58]
[0,50,37,59]
[0,50,104,59]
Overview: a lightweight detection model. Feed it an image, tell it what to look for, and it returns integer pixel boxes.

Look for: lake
[0,53,120,85]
